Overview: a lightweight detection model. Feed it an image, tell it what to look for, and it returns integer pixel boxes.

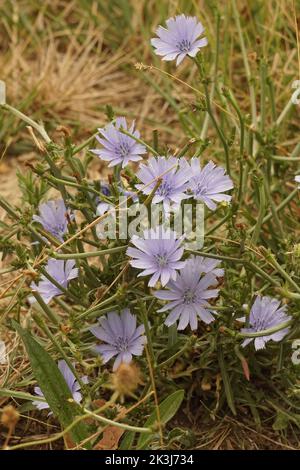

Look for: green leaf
[137,389,184,449]
[273,411,289,431]
[12,321,91,448]
[119,431,135,450]
[217,346,237,416]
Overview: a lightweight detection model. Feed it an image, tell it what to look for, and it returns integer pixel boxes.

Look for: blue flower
[136,156,191,212]
[33,199,72,242]
[32,360,88,411]
[91,117,146,168]
[127,225,185,287]
[155,256,221,330]
[151,15,208,66]
[30,259,78,304]
[239,296,291,350]
[90,309,146,371]
[189,158,234,210]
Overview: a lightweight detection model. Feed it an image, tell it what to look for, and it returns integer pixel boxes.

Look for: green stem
[31,291,60,325]
[259,60,267,133]
[270,155,300,162]
[291,142,300,159]
[185,249,244,263]
[76,293,120,322]
[206,210,233,236]
[235,320,293,338]
[268,256,300,294]
[73,133,97,155]
[0,195,19,220]
[276,97,294,126]
[267,76,276,121]
[251,177,266,245]
[200,12,220,140]
[248,187,298,233]
[1,103,51,143]
[52,245,127,260]
[177,138,198,157]
[263,179,284,239]
[43,174,108,199]
[247,261,279,287]
[139,299,156,366]
[156,337,194,370]
[144,179,162,206]
[0,266,19,275]
[231,0,257,129]
[194,56,230,175]
[83,407,152,433]
[223,88,245,205]
[0,389,46,402]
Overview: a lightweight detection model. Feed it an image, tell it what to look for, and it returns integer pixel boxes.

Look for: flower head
[96,201,114,217]
[95,198,116,239]
[151,15,208,66]
[33,199,72,242]
[120,187,139,203]
[136,156,191,212]
[90,309,146,371]
[91,117,146,168]
[32,360,88,411]
[240,296,291,350]
[127,225,185,287]
[100,182,111,197]
[187,255,224,278]
[155,256,220,330]
[295,175,300,186]
[94,181,114,218]
[30,259,78,304]
[189,158,234,210]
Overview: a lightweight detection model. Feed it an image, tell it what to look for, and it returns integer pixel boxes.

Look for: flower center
[51,223,66,239]
[157,180,172,197]
[193,182,209,198]
[115,336,129,352]
[253,318,267,331]
[156,253,168,268]
[177,39,192,53]
[183,289,196,304]
[118,142,130,158]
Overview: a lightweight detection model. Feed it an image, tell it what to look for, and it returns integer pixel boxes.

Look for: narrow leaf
[12,321,91,448]
[137,389,184,449]
[218,346,237,416]
[119,431,135,450]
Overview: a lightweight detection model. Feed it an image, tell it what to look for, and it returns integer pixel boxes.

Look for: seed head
[1,405,19,430]
[111,362,143,399]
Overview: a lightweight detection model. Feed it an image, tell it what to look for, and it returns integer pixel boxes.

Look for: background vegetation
[1,0,300,450]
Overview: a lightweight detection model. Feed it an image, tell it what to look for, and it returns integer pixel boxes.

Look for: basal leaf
[137,389,184,449]
[12,321,91,448]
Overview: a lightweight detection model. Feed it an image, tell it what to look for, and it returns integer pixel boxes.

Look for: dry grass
[1,0,300,450]
[0,1,299,146]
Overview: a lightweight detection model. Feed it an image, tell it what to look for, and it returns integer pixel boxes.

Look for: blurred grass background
[1,0,300,449]
[0,0,299,151]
